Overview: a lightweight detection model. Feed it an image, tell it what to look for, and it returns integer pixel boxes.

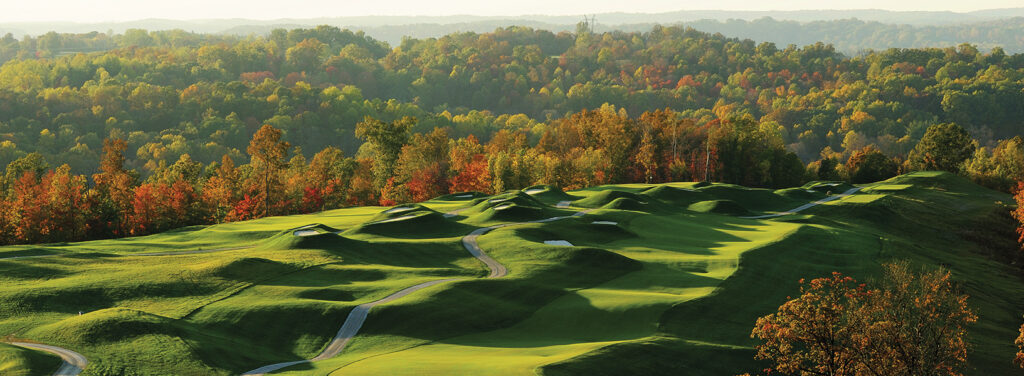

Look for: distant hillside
[338,17,1024,54]
[6,9,1024,54]
[8,7,1024,36]
[653,17,1024,54]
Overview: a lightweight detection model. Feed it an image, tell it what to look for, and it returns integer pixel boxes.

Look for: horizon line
[3,7,1023,25]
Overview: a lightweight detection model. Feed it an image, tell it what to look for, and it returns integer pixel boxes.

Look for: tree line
[0,104,1012,245]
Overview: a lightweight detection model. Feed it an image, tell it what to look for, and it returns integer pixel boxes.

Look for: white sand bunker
[293,230,320,237]
[524,188,545,195]
[373,215,417,224]
[455,194,474,198]
[493,203,513,210]
[384,206,416,214]
[591,220,618,225]
[544,240,574,246]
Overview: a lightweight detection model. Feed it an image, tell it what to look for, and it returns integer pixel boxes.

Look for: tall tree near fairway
[91,138,135,236]
[10,170,46,243]
[710,116,804,188]
[306,147,354,211]
[846,145,899,184]
[355,116,414,187]
[395,128,451,202]
[636,128,658,184]
[44,165,89,242]
[448,135,491,194]
[909,123,976,173]
[201,155,239,223]
[247,124,290,218]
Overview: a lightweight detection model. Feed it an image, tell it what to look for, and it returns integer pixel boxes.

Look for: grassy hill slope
[0,172,1019,375]
[0,342,62,376]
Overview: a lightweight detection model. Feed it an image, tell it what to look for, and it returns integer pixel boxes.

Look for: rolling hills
[0,171,1020,375]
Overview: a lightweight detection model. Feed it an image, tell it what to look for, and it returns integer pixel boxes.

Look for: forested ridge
[1,24,1023,244]
[641,17,1024,55]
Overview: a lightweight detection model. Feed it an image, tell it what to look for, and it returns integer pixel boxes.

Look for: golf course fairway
[1,171,1022,375]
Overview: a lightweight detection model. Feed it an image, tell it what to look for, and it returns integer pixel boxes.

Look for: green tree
[909,123,975,173]
[963,137,1024,192]
[846,145,899,184]
[355,116,414,187]
[285,38,327,73]
[3,152,48,191]
[711,117,803,188]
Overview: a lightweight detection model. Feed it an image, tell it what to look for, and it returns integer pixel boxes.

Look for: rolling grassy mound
[343,205,475,238]
[521,185,579,203]
[686,199,754,216]
[0,171,1020,375]
[510,219,638,245]
[574,190,654,208]
[461,191,565,224]
[0,343,62,376]
[640,185,711,206]
[433,192,489,201]
[600,197,661,212]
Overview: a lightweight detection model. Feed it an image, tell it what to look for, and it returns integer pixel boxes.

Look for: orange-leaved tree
[201,154,239,223]
[1015,182,1024,370]
[751,272,870,376]
[92,137,135,236]
[751,262,976,376]
[1015,321,1024,368]
[868,263,976,375]
[1013,181,1024,251]
[448,135,491,194]
[246,124,290,218]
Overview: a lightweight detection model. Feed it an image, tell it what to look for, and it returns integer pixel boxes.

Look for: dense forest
[0,24,1023,244]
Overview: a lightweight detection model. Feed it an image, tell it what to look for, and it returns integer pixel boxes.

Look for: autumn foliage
[751,262,977,376]
[0,105,1011,246]
[1013,181,1024,251]
[1015,321,1024,368]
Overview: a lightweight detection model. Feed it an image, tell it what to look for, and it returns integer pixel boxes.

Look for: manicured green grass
[0,171,1020,375]
[0,342,62,376]
[0,205,484,375]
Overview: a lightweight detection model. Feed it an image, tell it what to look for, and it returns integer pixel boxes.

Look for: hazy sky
[3,0,1024,23]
